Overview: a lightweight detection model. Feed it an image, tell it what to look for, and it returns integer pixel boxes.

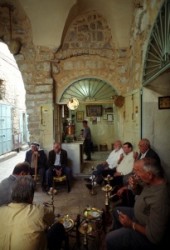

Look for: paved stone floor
[0,150,26,182]
[81,151,110,175]
[0,150,112,250]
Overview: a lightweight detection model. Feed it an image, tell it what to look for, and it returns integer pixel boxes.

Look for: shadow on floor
[82,151,111,175]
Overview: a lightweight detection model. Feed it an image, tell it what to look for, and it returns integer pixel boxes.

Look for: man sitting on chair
[25,142,47,191]
[84,140,123,186]
[46,142,71,194]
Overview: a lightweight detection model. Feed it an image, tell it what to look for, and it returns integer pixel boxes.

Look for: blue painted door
[0,104,12,155]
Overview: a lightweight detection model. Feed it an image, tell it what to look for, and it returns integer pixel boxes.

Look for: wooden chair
[53,175,70,193]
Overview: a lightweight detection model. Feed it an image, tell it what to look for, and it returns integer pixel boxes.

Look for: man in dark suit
[25,142,47,191]
[46,142,71,194]
[138,138,161,164]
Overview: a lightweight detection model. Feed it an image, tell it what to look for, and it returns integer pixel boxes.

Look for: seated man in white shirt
[106,142,136,187]
[85,140,123,186]
[86,142,136,190]
[105,142,137,207]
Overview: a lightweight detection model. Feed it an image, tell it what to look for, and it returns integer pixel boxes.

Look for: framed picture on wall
[107,114,113,121]
[158,96,170,109]
[86,105,102,117]
[76,111,84,122]
[103,114,107,120]
[92,117,97,124]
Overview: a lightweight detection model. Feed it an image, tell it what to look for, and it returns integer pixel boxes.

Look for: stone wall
[17,47,54,145]
[0,2,54,145]
[54,10,131,99]
[0,0,164,149]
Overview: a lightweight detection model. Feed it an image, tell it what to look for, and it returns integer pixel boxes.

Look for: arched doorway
[56,77,119,150]
[0,41,28,155]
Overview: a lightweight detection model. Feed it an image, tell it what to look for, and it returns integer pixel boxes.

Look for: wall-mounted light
[67,97,79,110]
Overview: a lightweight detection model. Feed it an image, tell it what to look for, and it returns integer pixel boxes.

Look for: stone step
[0,151,17,162]
[0,144,29,162]
[20,144,29,151]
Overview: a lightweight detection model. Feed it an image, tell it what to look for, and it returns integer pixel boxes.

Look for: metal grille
[143,0,170,85]
[60,78,117,103]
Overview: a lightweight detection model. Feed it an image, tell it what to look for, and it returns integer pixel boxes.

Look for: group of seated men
[25,141,72,194]
[0,141,74,249]
[0,138,170,250]
[85,138,161,206]
[84,138,170,249]
[25,138,161,201]
[105,156,170,250]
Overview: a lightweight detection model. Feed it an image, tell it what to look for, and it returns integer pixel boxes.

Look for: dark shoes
[86,183,92,190]
[42,186,48,192]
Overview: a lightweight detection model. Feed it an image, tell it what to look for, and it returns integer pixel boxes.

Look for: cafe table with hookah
[42,171,114,249]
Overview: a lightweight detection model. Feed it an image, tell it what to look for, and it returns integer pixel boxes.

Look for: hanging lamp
[67,97,79,110]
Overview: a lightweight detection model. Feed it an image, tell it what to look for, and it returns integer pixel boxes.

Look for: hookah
[43,190,55,214]
[102,175,112,210]
[82,220,89,246]
[78,218,92,249]
[104,174,113,186]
